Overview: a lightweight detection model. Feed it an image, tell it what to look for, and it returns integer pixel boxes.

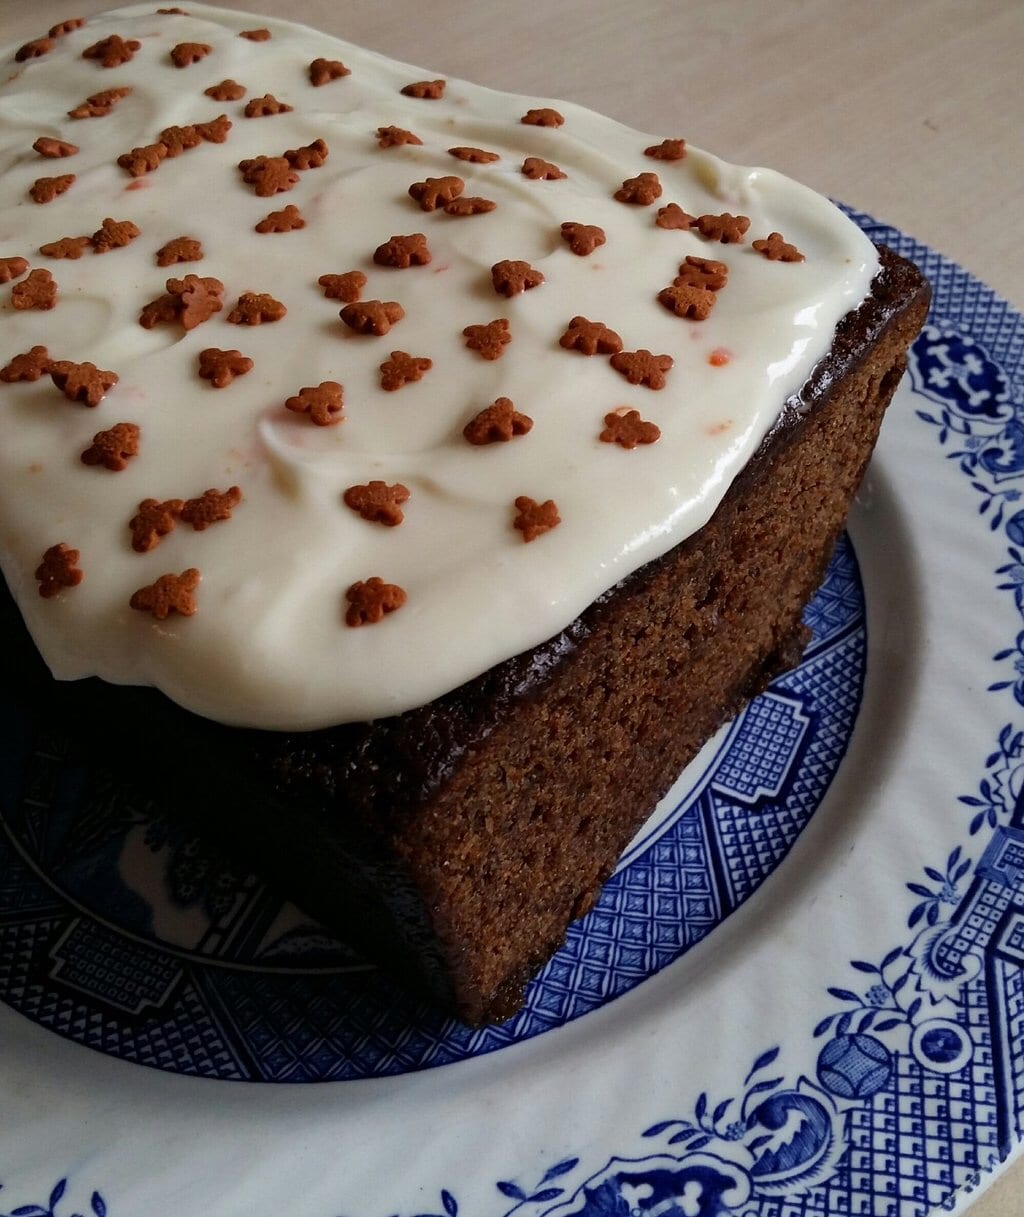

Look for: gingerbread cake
[0,5,930,1023]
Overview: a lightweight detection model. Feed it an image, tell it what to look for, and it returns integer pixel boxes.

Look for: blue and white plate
[0,212,1021,1217]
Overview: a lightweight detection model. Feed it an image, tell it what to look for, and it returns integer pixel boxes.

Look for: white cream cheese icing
[0,3,878,729]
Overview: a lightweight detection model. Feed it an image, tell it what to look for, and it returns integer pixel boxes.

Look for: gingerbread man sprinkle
[34,137,79,159]
[449,146,500,163]
[655,203,697,231]
[284,139,329,170]
[377,126,422,148]
[408,175,464,211]
[129,498,184,552]
[463,397,533,445]
[50,360,118,407]
[443,196,496,216]
[205,79,246,101]
[645,138,687,160]
[342,481,411,527]
[521,156,566,180]
[244,94,293,118]
[491,260,544,297]
[521,108,563,127]
[340,301,404,336]
[240,28,270,41]
[513,496,560,542]
[39,236,91,259]
[379,350,432,391]
[117,144,167,177]
[560,222,606,256]
[197,348,253,387]
[696,212,751,244]
[81,422,140,471]
[130,569,200,619]
[92,217,140,253]
[68,87,131,120]
[559,316,623,356]
[30,174,75,204]
[156,236,203,267]
[12,269,57,310]
[17,38,54,62]
[139,274,224,331]
[310,58,350,86]
[752,232,805,262]
[374,233,431,268]
[238,155,299,196]
[285,381,344,426]
[180,486,242,530]
[50,18,86,36]
[401,79,445,99]
[657,282,717,321]
[255,204,304,233]
[318,271,366,302]
[227,291,287,325]
[345,577,407,626]
[610,349,674,390]
[600,408,661,449]
[614,172,662,205]
[195,115,232,143]
[675,255,729,290]
[0,257,29,284]
[1,345,51,382]
[170,42,211,67]
[82,34,140,68]
[159,124,202,157]
[463,318,511,360]
[36,543,82,598]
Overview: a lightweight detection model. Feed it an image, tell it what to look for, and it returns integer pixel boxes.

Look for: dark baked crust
[1,246,931,1024]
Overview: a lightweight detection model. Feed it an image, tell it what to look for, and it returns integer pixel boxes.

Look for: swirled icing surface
[0,3,877,728]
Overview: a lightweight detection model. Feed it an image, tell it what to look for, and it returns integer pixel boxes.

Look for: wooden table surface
[5,1,1023,1212]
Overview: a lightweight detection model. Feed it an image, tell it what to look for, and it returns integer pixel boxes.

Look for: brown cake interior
[1,246,930,1025]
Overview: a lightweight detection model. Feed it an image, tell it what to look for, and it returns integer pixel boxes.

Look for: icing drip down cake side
[0,5,930,1023]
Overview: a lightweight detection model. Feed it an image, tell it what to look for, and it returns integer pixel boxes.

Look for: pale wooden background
[4,1,1023,1211]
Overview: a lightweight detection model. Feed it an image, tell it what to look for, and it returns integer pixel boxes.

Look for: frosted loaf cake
[0,5,930,1022]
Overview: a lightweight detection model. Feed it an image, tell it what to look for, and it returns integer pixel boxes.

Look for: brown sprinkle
[559,316,623,356]
[245,94,293,118]
[140,274,224,330]
[560,221,605,256]
[310,58,350,86]
[463,318,511,360]
[345,577,406,627]
[464,397,533,445]
[50,359,118,407]
[1,345,51,382]
[752,231,805,262]
[130,569,200,619]
[0,257,30,283]
[156,236,203,266]
[521,108,563,127]
[170,42,211,67]
[614,172,662,205]
[39,235,91,259]
[30,174,75,204]
[68,87,131,119]
[50,18,86,37]
[521,156,565,180]
[129,498,183,552]
[34,137,79,158]
[443,196,496,216]
[600,408,661,449]
[377,125,422,148]
[194,114,232,143]
[696,212,751,243]
[610,349,673,390]
[340,300,404,336]
[675,255,729,291]
[180,486,242,530]
[238,155,299,196]
[16,38,54,62]
[255,204,305,233]
[645,138,687,161]
[13,269,57,310]
[379,350,432,391]
[285,381,344,426]
[448,146,500,163]
[227,291,287,325]
[205,79,246,101]
[81,421,140,471]
[655,203,696,231]
[658,282,717,321]
[514,496,560,542]
[284,138,329,170]
[491,259,544,297]
[92,216,140,253]
[117,144,168,177]
[374,233,431,268]
[240,28,271,41]
[197,347,253,387]
[342,481,410,527]
[82,34,140,68]
[159,124,202,156]
[401,79,445,99]
[36,543,82,598]
[408,175,464,211]
[318,270,366,302]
